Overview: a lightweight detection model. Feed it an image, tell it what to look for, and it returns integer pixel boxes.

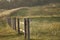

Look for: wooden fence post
[13,18,16,30]
[17,18,20,34]
[27,18,30,40]
[24,18,27,40]
[24,18,30,40]
[7,17,11,26]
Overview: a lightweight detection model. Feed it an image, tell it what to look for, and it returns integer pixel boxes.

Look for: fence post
[17,18,20,34]
[24,18,30,40]
[24,18,27,40]
[7,17,13,27]
[27,18,30,40]
[7,17,11,26]
[13,18,16,30]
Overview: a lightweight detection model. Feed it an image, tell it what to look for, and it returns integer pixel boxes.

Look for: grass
[30,21,60,40]
[10,4,60,17]
[10,8,29,16]
[0,17,60,40]
[0,3,60,40]
[0,24,24,40]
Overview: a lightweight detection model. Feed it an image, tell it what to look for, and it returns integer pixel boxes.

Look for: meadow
[0,4,60,40]
[0,17,60,40]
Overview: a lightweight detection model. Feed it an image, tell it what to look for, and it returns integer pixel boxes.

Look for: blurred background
[0,0,60,40]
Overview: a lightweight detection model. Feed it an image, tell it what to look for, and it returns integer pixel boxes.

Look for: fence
[7,17,30,40]
[6,16,60,40]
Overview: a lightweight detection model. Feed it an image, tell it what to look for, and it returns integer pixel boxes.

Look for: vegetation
[0,6,60,40]
[0,0,60,40]
[0,17,60,40]
[10,5,60,17]
[0,0,60,9]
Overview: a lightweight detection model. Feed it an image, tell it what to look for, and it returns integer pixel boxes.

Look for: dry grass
[0,4,60,40]
[0,18,60,40]
[30,21,60,40]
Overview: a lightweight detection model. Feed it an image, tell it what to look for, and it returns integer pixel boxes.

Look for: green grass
[31,17,60,22]
[10,8,29,16]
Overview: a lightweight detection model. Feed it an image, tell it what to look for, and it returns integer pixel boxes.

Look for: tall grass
[0,5,60,40]
[30,17,60,40]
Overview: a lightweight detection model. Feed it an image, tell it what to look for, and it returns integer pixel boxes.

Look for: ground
[0,3,60,40]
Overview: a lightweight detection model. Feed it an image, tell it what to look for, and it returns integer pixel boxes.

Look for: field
[30,17,60,40]
[0,17,60,40]
[10,4,60,17]
[0,4,60,40]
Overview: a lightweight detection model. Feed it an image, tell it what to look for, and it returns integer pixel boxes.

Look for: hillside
[0,1,60,40]
[10,3,60,17]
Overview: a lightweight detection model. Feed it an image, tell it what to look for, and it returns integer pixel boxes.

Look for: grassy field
[0,17,60,40]
[10,4,60,17]
[0,4,60,40]
[30,17,60,40]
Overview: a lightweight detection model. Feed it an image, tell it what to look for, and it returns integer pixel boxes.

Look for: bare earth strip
[0,7,60,18]
[0,7,29,17]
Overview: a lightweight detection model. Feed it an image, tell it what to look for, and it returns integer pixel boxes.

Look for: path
[0,7,59,18]
[0,7,29,17]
